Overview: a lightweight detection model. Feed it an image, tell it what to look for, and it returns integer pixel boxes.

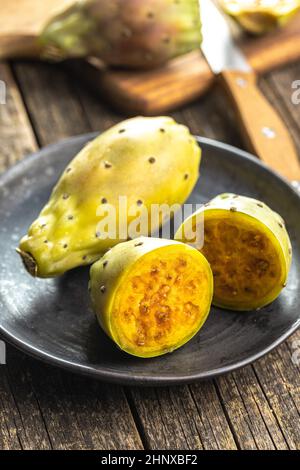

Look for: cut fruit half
[89,237,213,358]
[176,193,292,311]
[221,0,300,34]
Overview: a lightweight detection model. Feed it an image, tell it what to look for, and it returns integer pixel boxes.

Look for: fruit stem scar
[16,248,38,277]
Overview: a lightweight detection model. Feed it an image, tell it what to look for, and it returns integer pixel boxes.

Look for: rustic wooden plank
[0,365,22,450]
[4,347,52,450]
[0,348,53,451]
[0,62,36,173]
[27,358,143,450]
[4,346,143,450]
[127,384,237,450]
[216,367,289,450]
[12,61,91,145]
[252,338,300,450]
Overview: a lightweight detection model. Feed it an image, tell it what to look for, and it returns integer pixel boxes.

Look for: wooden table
[0,58,300,451]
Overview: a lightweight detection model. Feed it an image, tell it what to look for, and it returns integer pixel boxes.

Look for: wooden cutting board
[1,0,300,114]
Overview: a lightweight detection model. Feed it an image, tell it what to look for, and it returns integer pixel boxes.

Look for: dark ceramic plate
[0,134,299,385]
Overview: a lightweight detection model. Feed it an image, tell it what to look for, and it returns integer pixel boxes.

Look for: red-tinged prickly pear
[39,0,202,68]
[176,193,292,311]
[18,116,201,277]
[89,237,213,358]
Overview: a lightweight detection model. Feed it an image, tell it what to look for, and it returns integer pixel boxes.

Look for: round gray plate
[0,134,299,385]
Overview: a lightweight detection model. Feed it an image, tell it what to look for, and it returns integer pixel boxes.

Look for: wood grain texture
[216,368,289,450]
[0,62,36,173]
[219,69,300,181]
[126,384,237,450]
[0,58,299,450]
[5,346,143,450]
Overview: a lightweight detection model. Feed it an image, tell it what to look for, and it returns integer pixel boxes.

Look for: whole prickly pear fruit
[89,237,213,358]
[18,116,201,278]
[175,193,292,311]
[39,0,202,68]
[221,0,300,35]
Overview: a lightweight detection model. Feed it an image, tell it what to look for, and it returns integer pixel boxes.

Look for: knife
[200,0,300,183]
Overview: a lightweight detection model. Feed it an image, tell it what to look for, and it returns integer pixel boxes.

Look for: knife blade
[200,0,300,182]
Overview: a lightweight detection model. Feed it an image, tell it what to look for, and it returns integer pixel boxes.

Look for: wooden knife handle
[219,69,300,182]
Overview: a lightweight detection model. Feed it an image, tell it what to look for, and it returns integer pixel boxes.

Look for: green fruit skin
[18,116,201,277]
[89,237,213,358]
[175,193,292,310]
[39,0,202,68]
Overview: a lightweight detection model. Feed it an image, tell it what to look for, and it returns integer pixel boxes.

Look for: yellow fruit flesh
[200,211,285,310]
[222,0,300,34]
[111,247,212,357]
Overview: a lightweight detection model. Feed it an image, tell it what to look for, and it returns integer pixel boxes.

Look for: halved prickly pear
[176,193,292,311]
[18,116,201,277]
[89,237,213,358]
[39,0,202,68]
[221,0,300,35]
